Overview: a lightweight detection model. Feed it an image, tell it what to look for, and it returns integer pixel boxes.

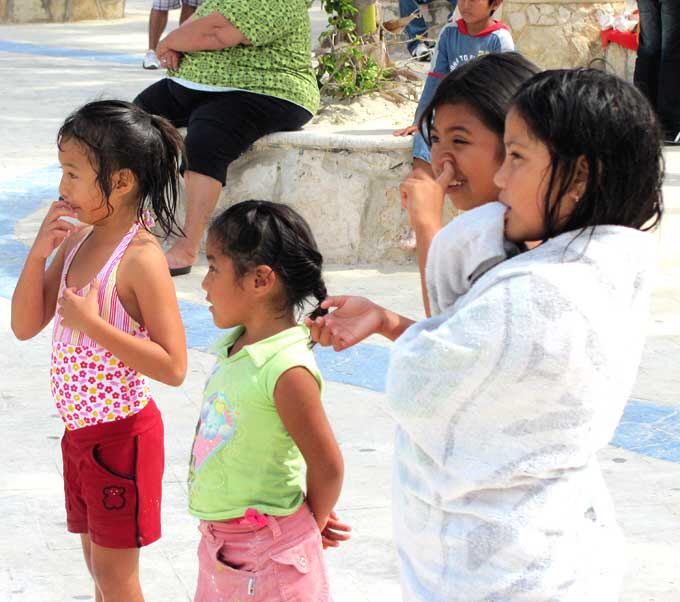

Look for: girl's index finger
[49,205,77,221]
[435,161,455,189]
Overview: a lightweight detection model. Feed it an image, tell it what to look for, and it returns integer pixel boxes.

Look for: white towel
[426,201,523,315]
[387,206,655,601]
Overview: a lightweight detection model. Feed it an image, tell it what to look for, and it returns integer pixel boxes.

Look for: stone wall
[504,0,626,70]
[379,0,634,80]
[0,0,125,23]
[179,128,458,265]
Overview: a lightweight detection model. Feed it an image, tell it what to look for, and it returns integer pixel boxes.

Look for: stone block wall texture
[1,0,124,23]
[503,0,627,72]
[177,138,458,265]
[380,0,632,79]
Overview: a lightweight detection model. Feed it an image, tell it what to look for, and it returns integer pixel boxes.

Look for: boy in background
[394,0,513,248]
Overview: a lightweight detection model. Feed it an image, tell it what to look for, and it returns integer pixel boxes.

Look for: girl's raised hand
[57,281,100,332]
[30,201,78,260]
[394,125,418,137]
[304,295,385,351]
[400,161,454,229]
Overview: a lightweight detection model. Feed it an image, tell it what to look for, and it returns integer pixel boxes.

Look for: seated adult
[135,0,319,275]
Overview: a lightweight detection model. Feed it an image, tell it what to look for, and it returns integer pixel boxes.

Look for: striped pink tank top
[51,222,153,430]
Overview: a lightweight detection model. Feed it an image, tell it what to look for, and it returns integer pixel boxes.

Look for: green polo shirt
[170,0,320,114]
[188,325,323,520]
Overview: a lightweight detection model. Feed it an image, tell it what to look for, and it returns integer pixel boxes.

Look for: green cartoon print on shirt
[188,391,238,483]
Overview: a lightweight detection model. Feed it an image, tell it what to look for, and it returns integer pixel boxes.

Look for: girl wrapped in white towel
[307,68,664,601]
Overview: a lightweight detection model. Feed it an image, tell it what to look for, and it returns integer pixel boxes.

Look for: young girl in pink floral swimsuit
[11,100,187,602]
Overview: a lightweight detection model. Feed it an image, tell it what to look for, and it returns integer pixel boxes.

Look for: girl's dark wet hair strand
[208,201,328,326]
[510,68,664,239]
[57,99,185,238]
[419,52,541,147]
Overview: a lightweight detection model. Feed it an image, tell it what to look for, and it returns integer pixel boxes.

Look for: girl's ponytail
[309,281,329,321]
[145,113,185,238]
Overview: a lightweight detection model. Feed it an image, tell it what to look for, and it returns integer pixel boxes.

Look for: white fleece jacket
[387,203,655,601]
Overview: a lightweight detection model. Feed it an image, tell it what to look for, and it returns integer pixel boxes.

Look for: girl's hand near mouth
[400,161,455,231]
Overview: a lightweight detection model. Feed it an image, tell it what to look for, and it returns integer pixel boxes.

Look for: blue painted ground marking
[2,167,680,463]
[0,166,61,298]
[0,40,143,66]
[611,400,680,463]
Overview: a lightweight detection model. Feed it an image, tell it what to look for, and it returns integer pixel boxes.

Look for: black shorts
[134,79,312,184]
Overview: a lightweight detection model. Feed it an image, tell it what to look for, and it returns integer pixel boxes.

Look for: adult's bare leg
[148,9,169,51]
[179,3,197,24]
[166,170,223,269]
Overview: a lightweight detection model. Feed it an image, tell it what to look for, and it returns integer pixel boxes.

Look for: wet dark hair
[57,99,184,238]
[208,200,328,323]
[420,52,540,148]
[510,68,664,239]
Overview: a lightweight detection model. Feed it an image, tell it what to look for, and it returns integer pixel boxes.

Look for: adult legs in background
[148,8,169,53]
[135,82,312,272]
[148,0,196,52]
[658,0,680,140]
[166,171,222,269]
[635,0,680,142]
[145,0,198,69]
[179,2,198,25]
[399,0,457,55]
[165,93,312,271]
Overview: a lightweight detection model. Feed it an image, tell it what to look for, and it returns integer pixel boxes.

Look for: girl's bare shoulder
[119,228,169,280]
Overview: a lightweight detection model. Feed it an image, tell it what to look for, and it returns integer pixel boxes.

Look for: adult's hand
[156,41,182,70]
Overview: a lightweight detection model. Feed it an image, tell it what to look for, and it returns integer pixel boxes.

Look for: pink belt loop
[198,521,217,543]
[265,514,282,539]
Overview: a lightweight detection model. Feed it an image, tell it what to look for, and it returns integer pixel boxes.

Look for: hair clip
[141,208,156,228]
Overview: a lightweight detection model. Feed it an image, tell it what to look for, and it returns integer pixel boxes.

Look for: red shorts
[60,400,164,549]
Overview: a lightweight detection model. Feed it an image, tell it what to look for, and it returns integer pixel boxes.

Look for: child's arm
[57,237,187,386]
[414,28,452,123]
[11,201,79,340]
[401,163,455,317]
[274,367,344,534]
[304,295,415,351]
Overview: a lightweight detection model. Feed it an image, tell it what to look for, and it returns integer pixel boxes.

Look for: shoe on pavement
[143,50,161,70]
[411,42,432,62]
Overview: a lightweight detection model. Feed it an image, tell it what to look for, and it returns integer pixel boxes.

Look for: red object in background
[601,28,639,51]
[601,9,639,52]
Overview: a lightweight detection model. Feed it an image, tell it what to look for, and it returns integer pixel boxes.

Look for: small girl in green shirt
[190,200,348,601]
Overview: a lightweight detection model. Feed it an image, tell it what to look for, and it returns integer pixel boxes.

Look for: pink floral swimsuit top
[51,222,153,430]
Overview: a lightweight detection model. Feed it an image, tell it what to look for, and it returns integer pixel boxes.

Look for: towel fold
[426,202,523,315]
